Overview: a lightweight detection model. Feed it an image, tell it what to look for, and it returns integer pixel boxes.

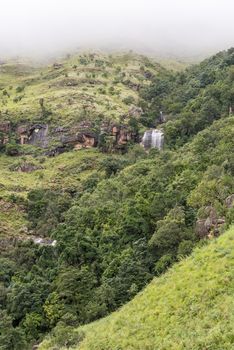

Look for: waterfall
[142,129,164,150]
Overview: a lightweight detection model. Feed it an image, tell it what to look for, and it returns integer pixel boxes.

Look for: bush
[5,142,21,156]
[15,85,25,93]
[122,95,135,105]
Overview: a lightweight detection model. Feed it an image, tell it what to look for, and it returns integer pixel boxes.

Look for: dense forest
[0,48,234,349]
[40,226,234,350]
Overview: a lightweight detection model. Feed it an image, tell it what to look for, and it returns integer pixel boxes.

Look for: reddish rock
[62,130,97,150]
[0,121,10,133]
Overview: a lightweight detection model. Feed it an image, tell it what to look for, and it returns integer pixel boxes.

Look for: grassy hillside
[0,52,165,127]
[40,226,234,350]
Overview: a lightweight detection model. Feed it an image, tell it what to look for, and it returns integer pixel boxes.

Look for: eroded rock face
[106,124,138,148]
[61,131,98,149]
[17,124,49,147]
[6,118,139,154]
[28,124,49,148]
[0,121,11,144]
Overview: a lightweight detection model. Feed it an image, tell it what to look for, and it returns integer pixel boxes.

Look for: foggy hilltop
[0,0,233,59]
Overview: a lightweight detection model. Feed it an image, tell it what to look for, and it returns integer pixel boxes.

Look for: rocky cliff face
[0,121,11,144]
[1,120,139,154]
[16,124,49,148]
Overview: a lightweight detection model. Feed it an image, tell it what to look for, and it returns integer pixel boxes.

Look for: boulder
[225,194,234,208]
[196,219,209,238]
[196,206,225,238]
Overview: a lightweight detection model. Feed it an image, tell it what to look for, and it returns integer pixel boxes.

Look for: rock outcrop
[225,194,234,208]
[17,124,49,147]
[100,123,138,150]
[61,131,98,149]
[0,121,11,144]
[1,118,141,154]
[0,121,11,133]
[196,206,225,238]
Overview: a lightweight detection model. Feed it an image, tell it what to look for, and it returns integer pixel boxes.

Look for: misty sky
[0,0,233,57]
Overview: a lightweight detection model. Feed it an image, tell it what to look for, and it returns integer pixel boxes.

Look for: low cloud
[0,0,233,58]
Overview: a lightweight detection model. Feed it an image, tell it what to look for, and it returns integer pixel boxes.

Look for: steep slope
[141,47,234,142]
[40,226,234,350]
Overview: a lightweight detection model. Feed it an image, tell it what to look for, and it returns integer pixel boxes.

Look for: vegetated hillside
[0,49,234,349]
[0,149,109,241]
[40,226,234,350]
[0,52,164,127]
[0,51,164,243]
[141,47,234,138]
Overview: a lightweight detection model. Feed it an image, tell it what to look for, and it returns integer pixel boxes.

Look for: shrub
[5,142,21,156]
[15,85,25,93]
[123,95,135,105]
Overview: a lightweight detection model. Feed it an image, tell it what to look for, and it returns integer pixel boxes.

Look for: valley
[0,47,233,350]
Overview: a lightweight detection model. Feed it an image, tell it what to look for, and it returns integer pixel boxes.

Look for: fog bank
[0,0,233,58]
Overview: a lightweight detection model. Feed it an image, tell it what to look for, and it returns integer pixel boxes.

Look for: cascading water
[142,129,164,150]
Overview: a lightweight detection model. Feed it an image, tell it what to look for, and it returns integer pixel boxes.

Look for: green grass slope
[0,52,165,127]
[40,227,234,350]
